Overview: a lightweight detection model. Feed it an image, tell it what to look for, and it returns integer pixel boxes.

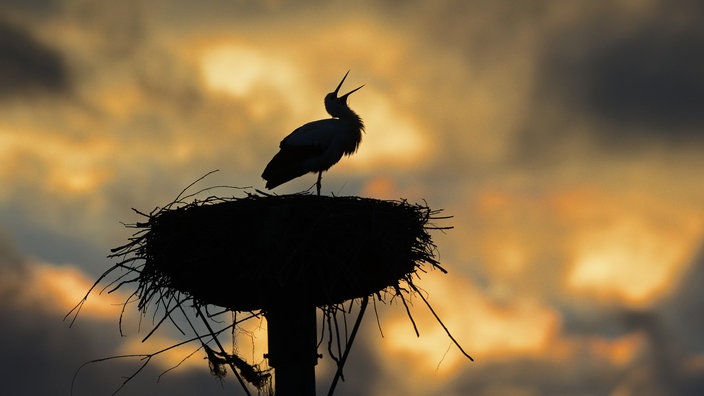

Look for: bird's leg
[316,172,322,196]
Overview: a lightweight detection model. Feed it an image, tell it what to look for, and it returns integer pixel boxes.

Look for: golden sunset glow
[568,224,686,305]
[382,272,560,376]
[1,1,703,395]
[15,261,125,320]
[350,92,433,170]
[563,194,703,307]
[201,45,297,98]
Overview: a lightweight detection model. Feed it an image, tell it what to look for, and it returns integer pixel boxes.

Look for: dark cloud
[0,306,244,396]
[662,246,704,353]
[0,0,59,15]
[615,305,704,395]
[534,3,704,147]
[0,231,25,272]
[580,32,704,132]
[317,328,384,396]
[546,28,704,133]
[0,17,69,97]
[0,237,249,395]
[0,207,107,273]
[508,2,704,164]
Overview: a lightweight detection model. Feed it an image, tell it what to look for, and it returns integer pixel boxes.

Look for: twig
[408,282,473,361]
[372,295,384,338]
[395,285,419,337]
[327,296,368,396]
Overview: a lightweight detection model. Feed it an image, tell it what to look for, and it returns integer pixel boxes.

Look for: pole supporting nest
[266,303,318,396]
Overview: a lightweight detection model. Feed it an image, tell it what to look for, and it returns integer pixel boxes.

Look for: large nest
[112,192,448,312]
[67,190,469,395]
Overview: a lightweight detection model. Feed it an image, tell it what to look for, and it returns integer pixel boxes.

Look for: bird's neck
[329,105,364,131]
[338,108,364,130]
[338,108,364,155]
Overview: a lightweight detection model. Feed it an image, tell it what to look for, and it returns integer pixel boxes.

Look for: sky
[1,0,703,395]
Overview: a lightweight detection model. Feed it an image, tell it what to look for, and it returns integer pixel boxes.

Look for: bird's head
[325,70,363,115]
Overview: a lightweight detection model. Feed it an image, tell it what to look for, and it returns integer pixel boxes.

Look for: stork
[261,71,364,195]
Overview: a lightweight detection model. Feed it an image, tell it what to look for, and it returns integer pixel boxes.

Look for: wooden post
[265,303,318,396]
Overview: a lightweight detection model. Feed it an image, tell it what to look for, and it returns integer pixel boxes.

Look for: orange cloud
[4,260,126,321]
[349,90,433,171]
[192,23,434,173]
[379,272,561,376]
[7,259,268,375]
[117,306,270,374]
[0,125,113,198]
[559,189,704,307]
[453,184,703,309]
[361,176,398,199]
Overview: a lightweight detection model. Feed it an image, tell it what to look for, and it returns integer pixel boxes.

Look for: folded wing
[262,144,325,189]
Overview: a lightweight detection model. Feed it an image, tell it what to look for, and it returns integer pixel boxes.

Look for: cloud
[517,1,704,159]
[0,17,69,97]
[0,0,60,15]
[575,30,704,132]
[660,246,704,354]
[0,233,250,395]
[384,1,704,177]
[561,190,703,308]
[1,1,703,395]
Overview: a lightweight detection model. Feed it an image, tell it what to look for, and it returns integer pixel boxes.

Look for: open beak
[334,70,364,101]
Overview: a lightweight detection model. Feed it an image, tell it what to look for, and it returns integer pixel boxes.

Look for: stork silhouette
[262,71,364,195]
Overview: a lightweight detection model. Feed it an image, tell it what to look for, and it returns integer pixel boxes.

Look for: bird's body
[262,71,364,194]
